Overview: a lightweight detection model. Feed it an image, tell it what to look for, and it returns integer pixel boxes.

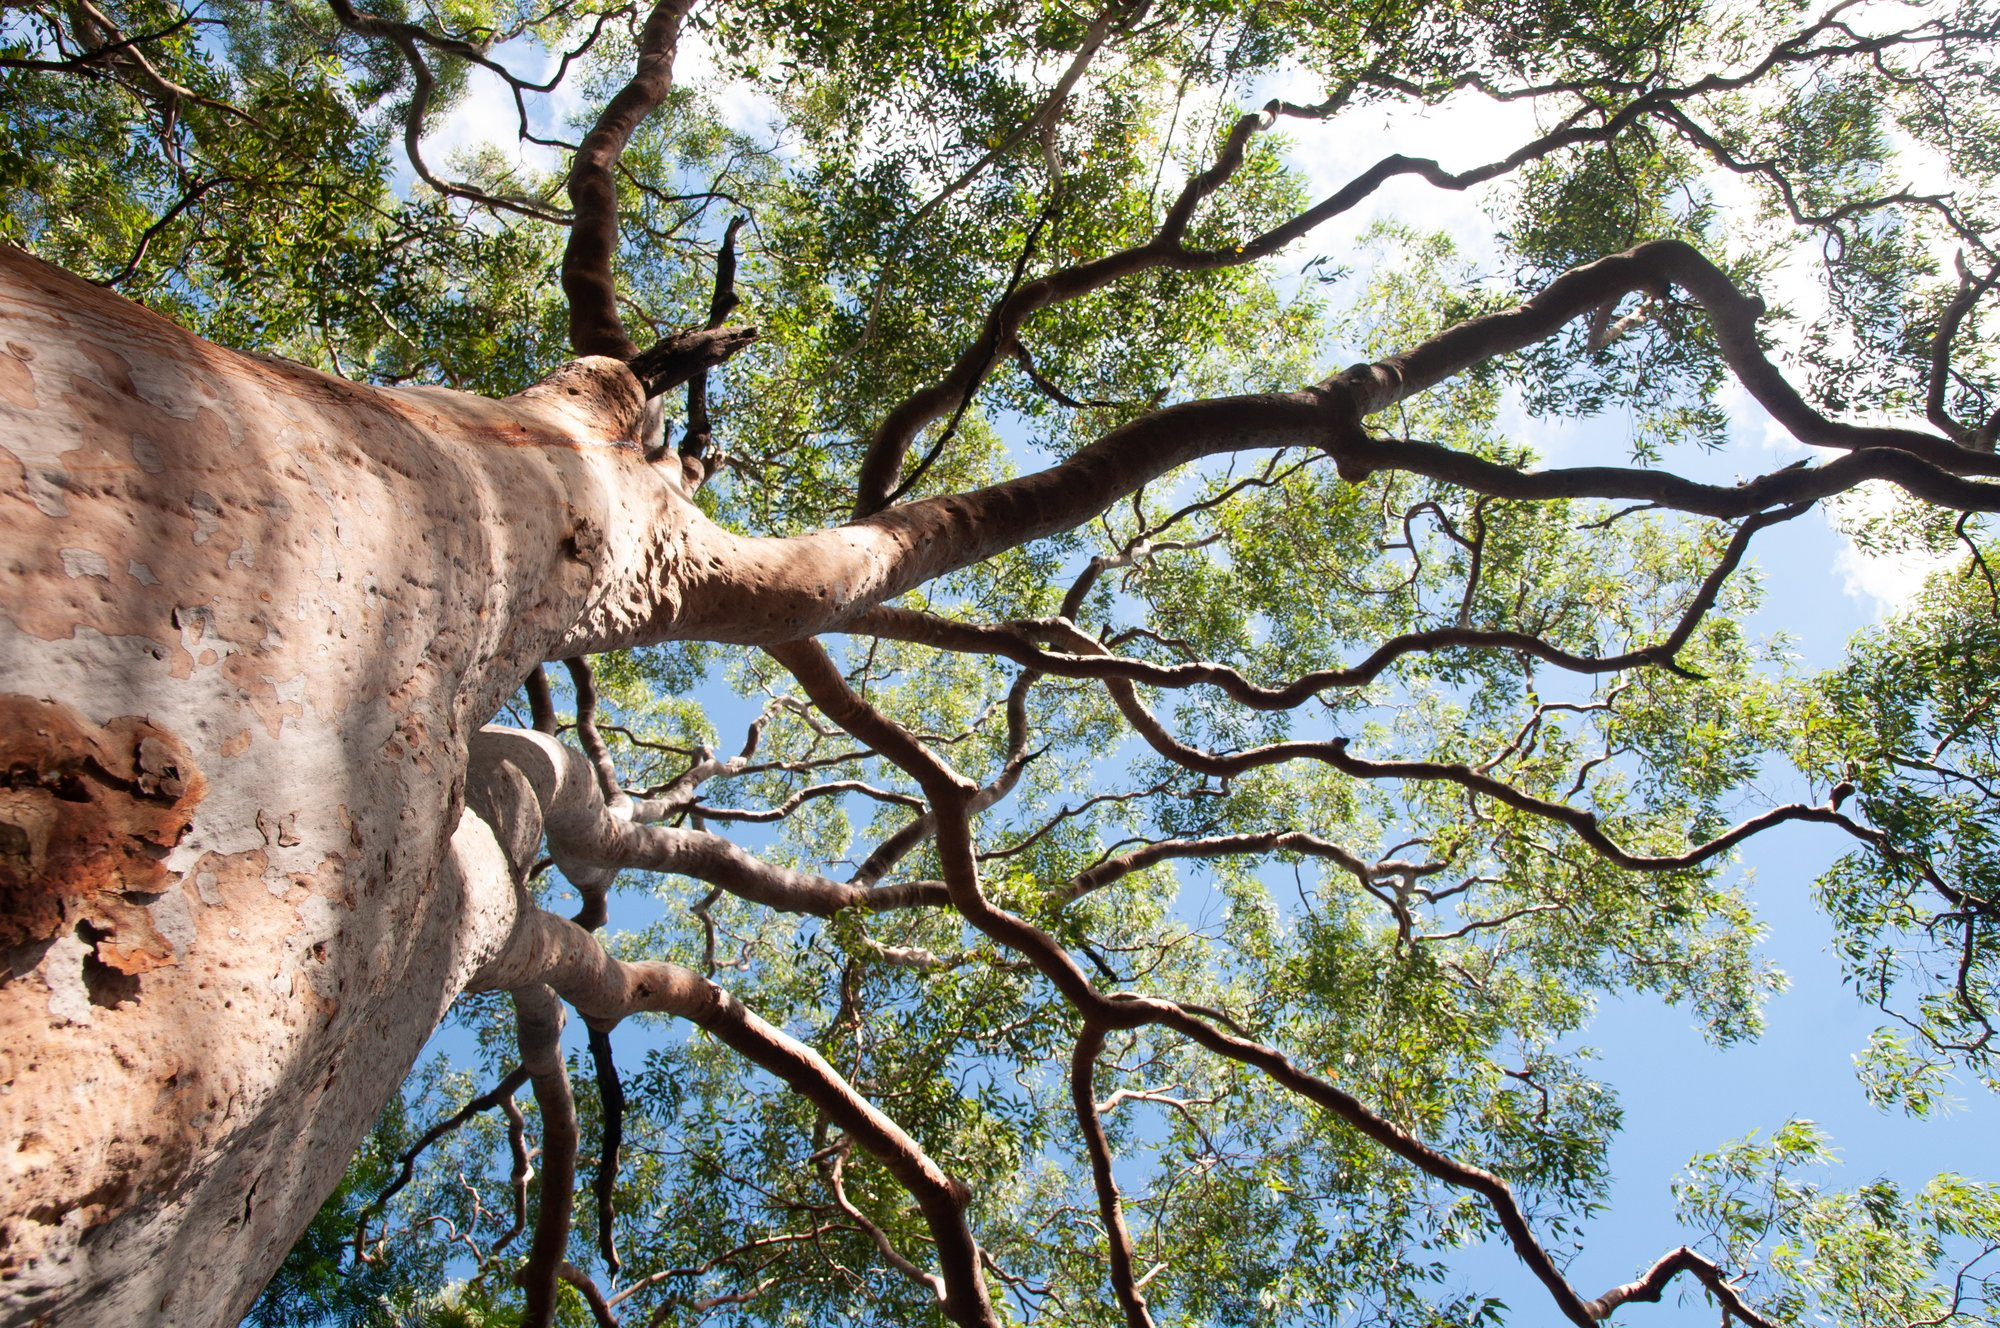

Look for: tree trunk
[0,244,684,1327]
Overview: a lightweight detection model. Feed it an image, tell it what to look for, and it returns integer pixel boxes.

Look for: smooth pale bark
[0,244,693,1327]
[0,239,1287,1324]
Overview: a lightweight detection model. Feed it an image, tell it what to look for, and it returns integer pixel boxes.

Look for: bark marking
[0,695,205,977]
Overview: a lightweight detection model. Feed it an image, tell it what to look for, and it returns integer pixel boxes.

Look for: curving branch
[467,725,950,920]
[848,500,1804,702]
[1072,620,1854,874]
[563,657,631,817]
[1582,1246,1780,1327]
[325,0,568,222]
[681,213,749,473]
[564,0,698,358]
[587,1025,625,1279]
[1072,1023,1159,1328]
[650,238,2000,654]
[1062,830,1381,906]
[815,1136,944,1301]
[838,0,1991,518]
[762,635,1790,1328]
[559,1262,623,1328]
[849,671,1040,887]
[1929,253,2000,449]
[498,1089,533,1252]
[515,983,579,1328]
[63,0,253,125]
[473,907,998,1327]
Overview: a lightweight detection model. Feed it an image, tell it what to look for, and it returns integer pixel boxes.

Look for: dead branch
[628,324,761,399]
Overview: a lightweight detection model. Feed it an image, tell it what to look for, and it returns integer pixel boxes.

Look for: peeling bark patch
[186,490,221,545]
[0,345,37,411]
[57,548,109,580]
[77,339,138,398]
[0,696,205,973]
[23,466,67,518]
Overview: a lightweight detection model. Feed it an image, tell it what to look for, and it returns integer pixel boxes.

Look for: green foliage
[1678,1120,2000,1326]
[1796,547,2000,1095]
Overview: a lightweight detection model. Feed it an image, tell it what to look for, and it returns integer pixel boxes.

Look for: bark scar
[0,695,205,976]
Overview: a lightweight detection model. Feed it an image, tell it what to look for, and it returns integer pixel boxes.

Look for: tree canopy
[5,0,2000,1325]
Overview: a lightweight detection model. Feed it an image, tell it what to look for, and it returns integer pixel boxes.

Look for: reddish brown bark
[563,0,697,359]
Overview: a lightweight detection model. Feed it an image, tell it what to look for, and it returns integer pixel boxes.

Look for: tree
[2,0,1999,1324]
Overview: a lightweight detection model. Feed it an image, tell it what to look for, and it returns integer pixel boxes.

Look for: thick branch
[467,726,949,923]
[628,325,759,399]
[645,240,2000,653]
[326,0,566,222]
[1063,831,1376,904]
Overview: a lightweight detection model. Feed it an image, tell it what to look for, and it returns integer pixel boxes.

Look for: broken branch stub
[627,325,758,398]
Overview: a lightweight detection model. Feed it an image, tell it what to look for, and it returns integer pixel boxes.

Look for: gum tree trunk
[0,244,684,1327]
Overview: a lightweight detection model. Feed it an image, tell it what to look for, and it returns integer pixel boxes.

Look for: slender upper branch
[565,0,698,358]
[847,498,1803,706]
[1072,1024,1159,1328]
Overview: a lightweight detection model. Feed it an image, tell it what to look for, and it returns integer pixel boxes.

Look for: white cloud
[1830,481,1959,615]
[1835,538,1953,614]
[676,24,789,144]
[412,33,603,190]
[421,62,564,182]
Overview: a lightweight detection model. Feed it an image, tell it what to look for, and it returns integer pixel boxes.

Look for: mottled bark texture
[0,243,684,1326]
